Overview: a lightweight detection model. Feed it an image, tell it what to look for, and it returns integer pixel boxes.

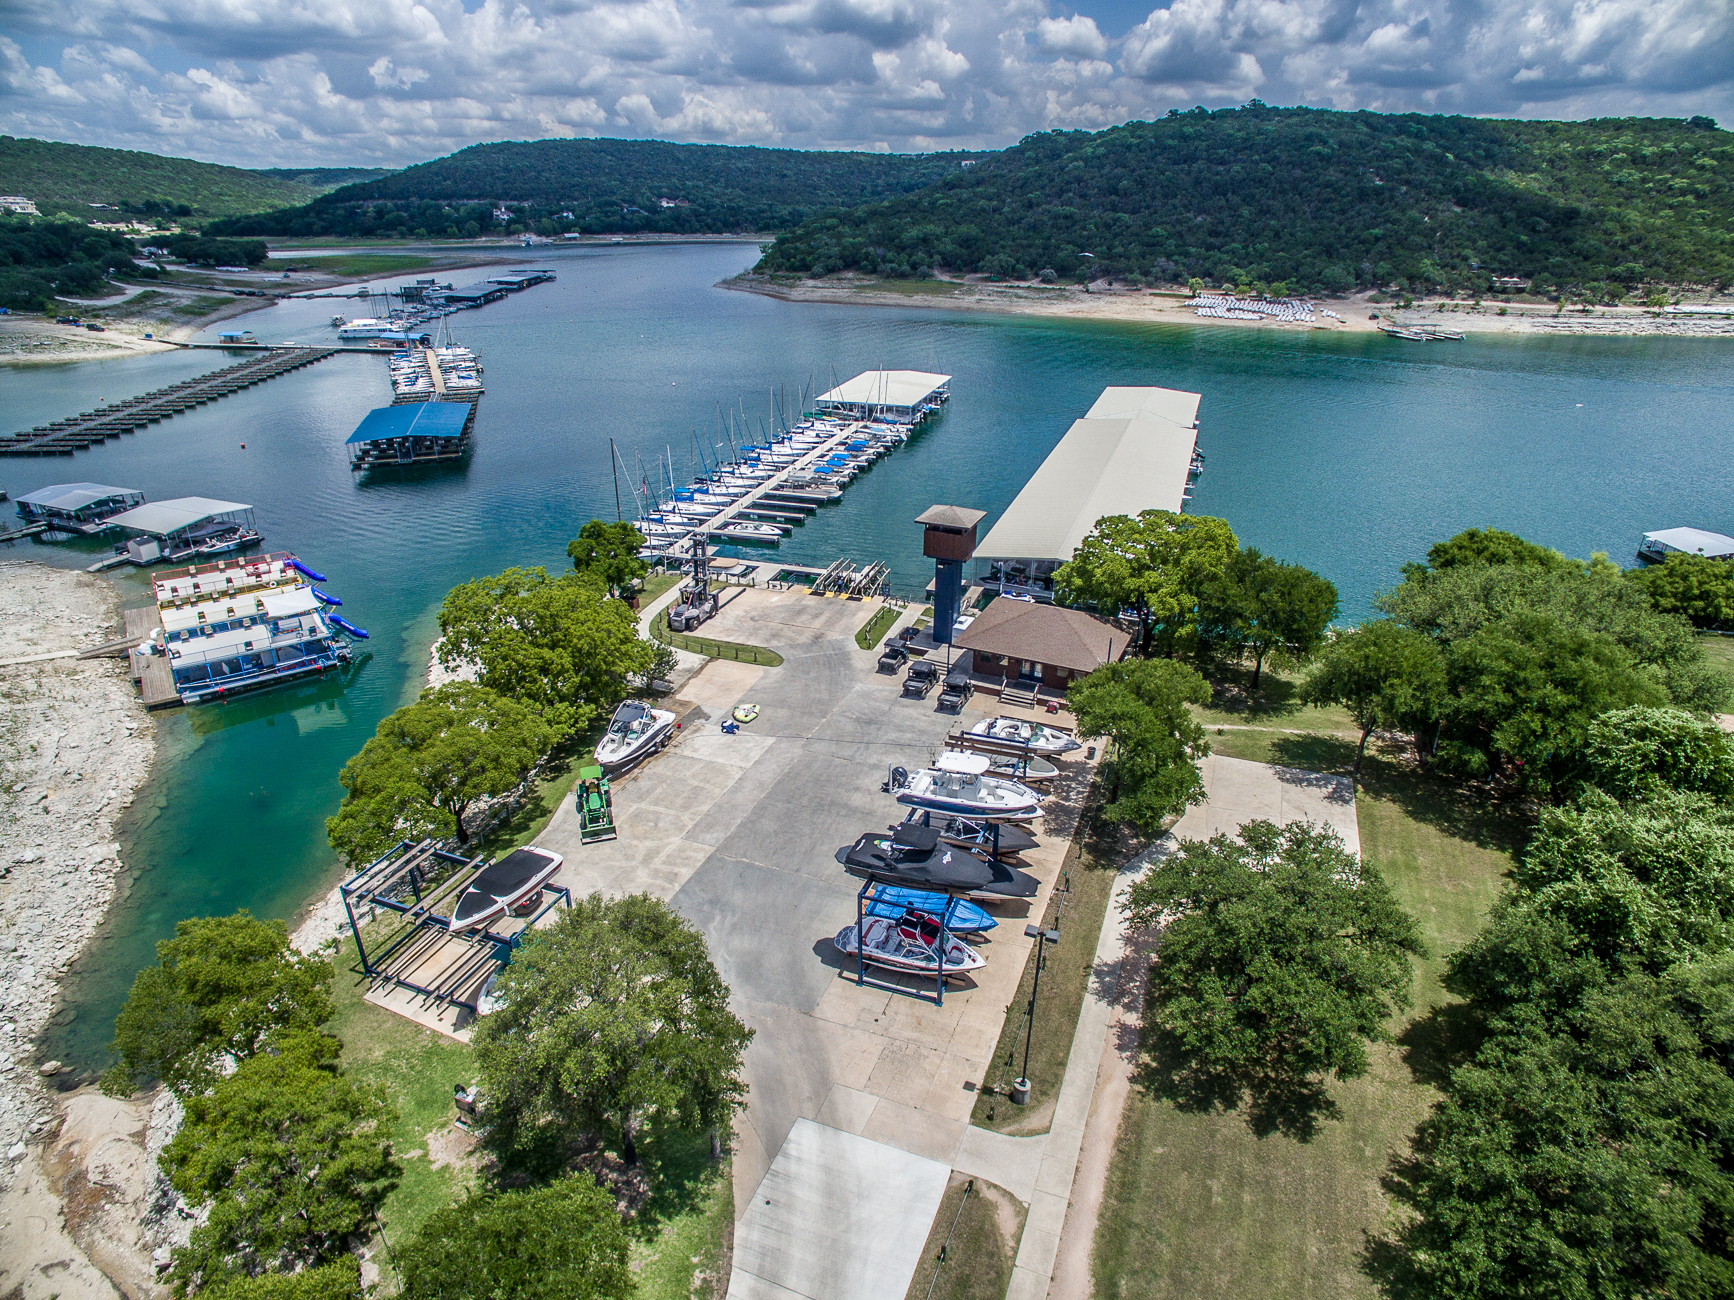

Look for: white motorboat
[942,749,1059,782]
[712,521,783,542]
[336,317,395,340]
[889,752,1043,821]
[595,700,676,768]
[449,847,562,930]
[834,914,985,976]
[965,717,1081,755]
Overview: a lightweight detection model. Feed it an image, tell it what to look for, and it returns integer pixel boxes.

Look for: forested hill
[209,138,986,239]
[755,106,1733,296]
[0,137,388,218]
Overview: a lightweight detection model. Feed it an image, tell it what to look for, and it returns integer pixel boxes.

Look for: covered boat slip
[346,400,473,469]
[14,482,144,534]
[973,385,1202,600]
[340,839,572,1031]
[1639,526,1734,562]
[104,496,260,566]
[815,370,951,424]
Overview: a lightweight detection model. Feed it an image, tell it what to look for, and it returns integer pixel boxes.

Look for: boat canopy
[937,751,991,775]
[1644,527,1734,560]
[16,483,142,513]
[262,586,323,619]
[345,402,470,445]
[107,497,252,538]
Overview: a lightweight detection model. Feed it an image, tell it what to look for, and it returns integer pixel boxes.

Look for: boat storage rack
[852,875,965,1007]
[341,838,571,1013]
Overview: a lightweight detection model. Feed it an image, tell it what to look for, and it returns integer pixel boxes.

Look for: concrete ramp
[728,1119,950,1300]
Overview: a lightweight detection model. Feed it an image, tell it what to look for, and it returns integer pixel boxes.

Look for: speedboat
[865,887,996,932]
[942,749,1058,783]
[712,521,782,543]
[449,847,563,930]
[834,914,985,976]
[594,700,676,768]
[839,825,1039,900]
[964,717,1081,755]
[900,810,1039,857]
[889,753,1043,821]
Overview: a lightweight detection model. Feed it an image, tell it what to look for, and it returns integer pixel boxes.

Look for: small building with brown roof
[953,597,1130,693]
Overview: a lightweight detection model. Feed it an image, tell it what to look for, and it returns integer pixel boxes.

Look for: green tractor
[577,765,617,843]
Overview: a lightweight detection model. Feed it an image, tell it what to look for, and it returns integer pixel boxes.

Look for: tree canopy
[104,912,335,1097]
[1627,551,1734,629]
[436,567,651,733]
[1581,705,1734,802]
[0,217,156,310]
[1303,622,1445,773]
[1126,819,1423,1139]
[1053,511,1237,653]
[1067,658,1212,832]
[566,520,648,597]
[472,893,753,1167]
[162,1034,400,1292]
[1196,547,1339,687]
[203,1261,361,1300]
[327,682,555,860]
[395,1178,633,1300]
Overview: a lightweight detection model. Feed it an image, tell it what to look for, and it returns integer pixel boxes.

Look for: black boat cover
[451,849,557,927]
[903,811,1039,856]
[837,830,1038,897]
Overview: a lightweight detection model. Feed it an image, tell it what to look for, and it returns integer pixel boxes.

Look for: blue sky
[1,0,1729,167]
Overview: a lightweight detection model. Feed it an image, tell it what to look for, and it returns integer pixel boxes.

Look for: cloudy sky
[1,0,1729,167]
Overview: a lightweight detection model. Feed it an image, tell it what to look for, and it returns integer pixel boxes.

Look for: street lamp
[1011,922,1061,1105]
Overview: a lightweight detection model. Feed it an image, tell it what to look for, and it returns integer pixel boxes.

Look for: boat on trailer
[594,700,676,768]
[889,752,1043,821]
[834,914,985,976]
[449,846,563,930]
[964,716,1081,755]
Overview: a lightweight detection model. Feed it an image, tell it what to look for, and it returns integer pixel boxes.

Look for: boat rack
[812,557,889,598]
[340,838,571,1013]
[852,875,966,1007]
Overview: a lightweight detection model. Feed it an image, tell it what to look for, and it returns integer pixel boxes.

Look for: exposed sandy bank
[724,272,1734,340]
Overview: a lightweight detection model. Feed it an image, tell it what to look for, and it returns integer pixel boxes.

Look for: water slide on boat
[838,825,1039,899]
[833,914,985,976]
[594,700,676,768]
[888,752,1043,821]
[449,846,563,930]
[964,716,1081,755]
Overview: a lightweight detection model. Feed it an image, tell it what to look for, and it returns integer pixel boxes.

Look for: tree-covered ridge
[0,137,378,217]
[209,137,986,239]
[755,105,1732,295]
[0,217,155,310]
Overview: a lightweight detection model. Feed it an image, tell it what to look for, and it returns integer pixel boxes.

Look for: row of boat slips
[14,482,144,536]
[389,346,484,405]
[81,497,264,570]
[973,385,1205,602]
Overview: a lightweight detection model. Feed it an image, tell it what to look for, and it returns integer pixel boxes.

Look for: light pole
[1011,921,1061,1104]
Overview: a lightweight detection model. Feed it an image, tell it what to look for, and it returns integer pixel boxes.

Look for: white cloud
[0,0,1726,166]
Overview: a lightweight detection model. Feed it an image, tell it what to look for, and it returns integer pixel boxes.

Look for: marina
[346,401,475,468]
[92,496,263,568]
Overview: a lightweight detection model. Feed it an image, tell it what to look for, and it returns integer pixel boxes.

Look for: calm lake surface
[4,242,1730,1067]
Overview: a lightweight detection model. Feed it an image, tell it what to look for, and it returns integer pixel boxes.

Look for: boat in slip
[449,846,563,930]
[594,700,676,768]
[839,824,1039,900]
[711,521,783,544]
[833,915,985,976]
[965,716,1082,755]
[888,752,1043,821]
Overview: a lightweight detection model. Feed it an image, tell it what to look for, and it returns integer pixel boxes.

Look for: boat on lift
[449,846,563,930]
[963,716,1081,755]
[900,810,1039,857]
[838,824,1039,899]
[888,753,1043,821]
[865,888,997,932]
[833,914,985,976]
[943,749,1058,783]
[594,700,676,768]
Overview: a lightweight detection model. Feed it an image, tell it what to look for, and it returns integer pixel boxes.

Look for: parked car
[876,642,909,674]
[901,659,938,698]
[938,668,973,712]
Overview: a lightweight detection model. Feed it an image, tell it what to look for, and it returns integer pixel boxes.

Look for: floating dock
[1,347,338,456]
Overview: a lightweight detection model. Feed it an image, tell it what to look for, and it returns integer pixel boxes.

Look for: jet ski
[449,847,563,931]
[888,753,1042,821]
[962,716,1081,755]
[594,700,676,768]
[838,825,1039,900]
[834,914,985,976]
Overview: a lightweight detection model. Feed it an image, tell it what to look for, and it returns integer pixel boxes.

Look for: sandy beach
[724,272,1734,340]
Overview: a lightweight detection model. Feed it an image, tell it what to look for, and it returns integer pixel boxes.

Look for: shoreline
[722,273,1734,340]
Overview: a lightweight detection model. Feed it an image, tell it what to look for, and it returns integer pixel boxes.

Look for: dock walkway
[1,346,338,456]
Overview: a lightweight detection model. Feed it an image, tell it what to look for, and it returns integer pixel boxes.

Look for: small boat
[965,717,1081,755]
[889,753,1043,821]
[732,703,760,724]
[595,700,676,768]
[865,888,996,932]
[839,825,1039,899]
[834,915,985,976]
[449,846,563,930]
[945,749,1058,783]
[901,810,1039,857]
[711,522,784,543]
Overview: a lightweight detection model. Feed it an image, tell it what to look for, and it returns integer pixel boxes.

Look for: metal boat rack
[340,838,571,1013]
[813,557,889,598]
[851,875,966,1007]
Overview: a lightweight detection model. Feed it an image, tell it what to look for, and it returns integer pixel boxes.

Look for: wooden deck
[129,647,180,709]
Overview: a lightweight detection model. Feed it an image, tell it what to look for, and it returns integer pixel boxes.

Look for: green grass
[903,1174,1026,1300]
[172,295,236,317]
[855,603,900,650]
[628,1128,735,1300]
[281,254,434,277]
[1087,745,1521,1300]
[1190,663,1358,734]
[640,571,684,604]
[1698,632,1734,694]
[651,618,784,667]
[972,779,1122,1135]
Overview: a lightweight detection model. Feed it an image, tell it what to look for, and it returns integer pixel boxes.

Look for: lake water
[4,242,1731,1067]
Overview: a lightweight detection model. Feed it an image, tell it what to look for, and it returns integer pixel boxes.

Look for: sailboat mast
[610,437,622,522]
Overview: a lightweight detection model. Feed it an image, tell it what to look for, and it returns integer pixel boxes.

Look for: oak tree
[1068,658,1212,832]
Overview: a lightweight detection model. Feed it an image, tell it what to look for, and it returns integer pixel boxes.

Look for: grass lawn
[855,603,899,650]
[651,617,784,667]
[172,294,239,317]
[1189,663,1358,735]
[1087,746,1521,1300]
[1699,632,1734,692]
[903,1174,1026,1300]
[280,254,435,276]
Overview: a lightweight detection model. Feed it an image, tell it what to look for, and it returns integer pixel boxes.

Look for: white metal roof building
[815,371,951,424]
[1639,528,1734,562]
[108,497,253,538]
[973,386,1202,599]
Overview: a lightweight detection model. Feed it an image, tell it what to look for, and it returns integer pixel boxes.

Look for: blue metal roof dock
[345,401,473,470]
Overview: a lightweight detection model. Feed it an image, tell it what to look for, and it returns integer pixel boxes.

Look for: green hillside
[755,105,1733,296]
[209,137,986,239]
[0,137,386,218]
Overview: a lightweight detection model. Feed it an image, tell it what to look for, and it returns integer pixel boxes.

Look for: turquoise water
[2,243,1730,1067]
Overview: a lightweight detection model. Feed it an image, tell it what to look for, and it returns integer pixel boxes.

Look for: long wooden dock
[0,346,339,456]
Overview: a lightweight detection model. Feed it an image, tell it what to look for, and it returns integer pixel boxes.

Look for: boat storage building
[816,371,951,425]
[973,386,1202,600]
